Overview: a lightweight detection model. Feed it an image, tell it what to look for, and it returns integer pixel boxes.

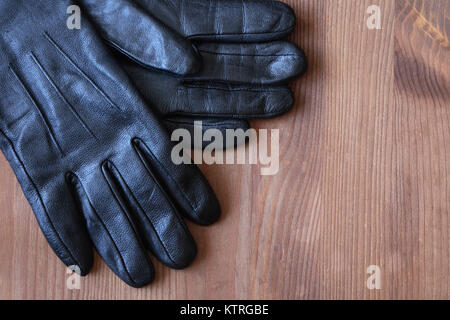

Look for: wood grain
[0,0,448,299]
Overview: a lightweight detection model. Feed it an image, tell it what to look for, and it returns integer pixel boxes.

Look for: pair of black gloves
[0,0,306,287]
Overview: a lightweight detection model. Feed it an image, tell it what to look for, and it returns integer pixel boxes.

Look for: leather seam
[7,65,65,156]
[133,138,200,214]
[164,118,245,126]
[28,52,97,141]
[43,32,122,112]
[104,160,180,266]
[82,166,141,287]
[198,49,300,58]
[186,25,294,39]
[180,85,286,93]
[167,109,290,119]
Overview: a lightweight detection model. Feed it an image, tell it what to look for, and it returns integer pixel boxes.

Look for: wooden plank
[0,0,447,299]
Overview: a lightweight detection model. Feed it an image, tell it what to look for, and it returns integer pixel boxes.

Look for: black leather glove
[81,0,307,147]
[0,0,220,287]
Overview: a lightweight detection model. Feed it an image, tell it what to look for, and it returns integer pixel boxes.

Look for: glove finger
[0,71,94,275]
[120,50,296,119]
[142,0,296,42]
[190,42,307,85]
[105,151,197,269]
[164,117,251,149]
[118,56,180,118]
[167,83,294,119]
[22,174,94,276]
[80,0,201,75]
[67,168,155,288]
[130,136,220,226]
[38,178,94,276]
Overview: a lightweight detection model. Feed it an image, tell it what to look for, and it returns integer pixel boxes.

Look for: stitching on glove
[70,171,139,287]
[168,110,290,119]
[43,32,122,112]
[164,118,244,127]
[29,52,97,141]
[7,65,65,156]
[242,1,247,34]
[105,39,153,70]
[180,85,285,93]
[103,160,181,267]
[132,138,201,215]
[186,25,294,40]
[198,49,300,58]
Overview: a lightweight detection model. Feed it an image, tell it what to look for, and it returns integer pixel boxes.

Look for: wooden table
[0,0,448,299]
